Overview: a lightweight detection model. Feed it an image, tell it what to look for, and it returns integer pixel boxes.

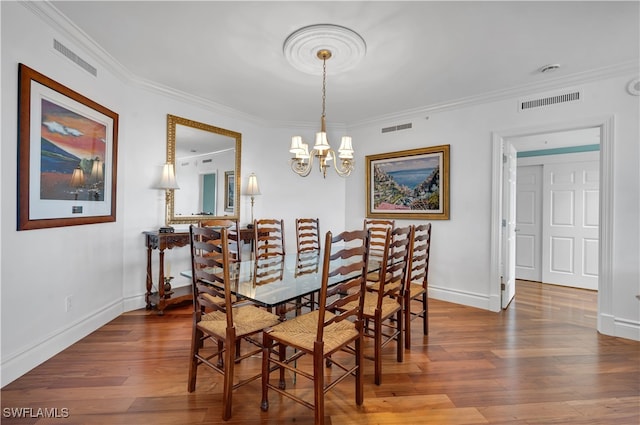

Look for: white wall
[1,2,638,387]
[345,75,640,339]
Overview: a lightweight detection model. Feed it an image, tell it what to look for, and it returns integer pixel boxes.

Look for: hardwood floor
[2,280,638,424]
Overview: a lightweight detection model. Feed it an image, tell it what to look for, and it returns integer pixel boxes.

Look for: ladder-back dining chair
[352,225,413,385]
[404,223,432,348]
[187,225,280,421]
[261,228,369,425]
[295,217,321,310]
[253,219,285,260]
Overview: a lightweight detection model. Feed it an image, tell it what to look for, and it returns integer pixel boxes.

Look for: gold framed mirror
[166,114,241,225]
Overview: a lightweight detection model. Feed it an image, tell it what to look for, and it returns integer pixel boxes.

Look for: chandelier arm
[291,154,314,177]
[331,155,355,177]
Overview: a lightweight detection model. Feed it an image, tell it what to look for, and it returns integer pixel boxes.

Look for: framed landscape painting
[366,145,449,220]
[17,63,119,230]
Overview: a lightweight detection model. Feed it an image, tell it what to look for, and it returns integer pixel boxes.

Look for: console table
[143,227,254,315]
[144,231,191,315]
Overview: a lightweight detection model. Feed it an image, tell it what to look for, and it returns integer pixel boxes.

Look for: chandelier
[289,49,355,178]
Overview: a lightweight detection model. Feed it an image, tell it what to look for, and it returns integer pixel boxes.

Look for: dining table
[181,250,378,311]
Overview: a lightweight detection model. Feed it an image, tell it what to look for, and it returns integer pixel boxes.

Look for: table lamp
[246,173,260,228]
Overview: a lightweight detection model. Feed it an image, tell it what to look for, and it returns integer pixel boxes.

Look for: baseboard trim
[429,285,492,311]
[612,317,640,341]
[1,301,122,387]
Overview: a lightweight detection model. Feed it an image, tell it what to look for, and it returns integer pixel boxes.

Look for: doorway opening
[490,116,614,335]
[510,127,600,291]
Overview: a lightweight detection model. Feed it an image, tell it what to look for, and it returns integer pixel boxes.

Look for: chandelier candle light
[289,49,355,178]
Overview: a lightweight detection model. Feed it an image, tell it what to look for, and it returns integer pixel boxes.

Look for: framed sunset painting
[366,145,450,220]
[17,63,119,230]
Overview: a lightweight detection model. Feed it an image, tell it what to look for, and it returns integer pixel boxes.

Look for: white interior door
[542,160,599,290]
[501,143,517,308]
[516,165,542,281]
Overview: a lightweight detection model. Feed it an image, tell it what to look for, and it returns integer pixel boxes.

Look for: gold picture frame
[366,145,450,220]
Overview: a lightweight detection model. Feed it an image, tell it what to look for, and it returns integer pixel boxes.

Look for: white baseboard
[123,293,147,312]
[429,285,492,311]
[611,316,640,341]
[1,301,122,387]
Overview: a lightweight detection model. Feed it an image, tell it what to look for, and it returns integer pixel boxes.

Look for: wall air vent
[519,91,581,111]
[381,122,413,133]
[202,159,212,164]
[53,39,97,77]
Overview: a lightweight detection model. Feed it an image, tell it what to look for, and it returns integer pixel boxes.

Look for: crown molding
[349,60,639,129]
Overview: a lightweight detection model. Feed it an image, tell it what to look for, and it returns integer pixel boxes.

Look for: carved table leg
[145,243,153,310]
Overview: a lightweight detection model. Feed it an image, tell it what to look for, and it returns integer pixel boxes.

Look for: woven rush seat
[406,281,427,299]
[343,291,401,319]
[198,305,280,337]
[368,278,401,293]
[266,310,359,354]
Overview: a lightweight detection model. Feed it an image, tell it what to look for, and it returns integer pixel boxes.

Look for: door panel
[516,165,542,281]
[542,161,599,290]
[501,144,517,308]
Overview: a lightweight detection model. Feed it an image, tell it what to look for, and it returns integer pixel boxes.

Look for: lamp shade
[158,163,179,189]
[70,166,85,187]
[246,173,261,196]
[313,131,330,151]
[290,136,304,154]
[90,157,104,183]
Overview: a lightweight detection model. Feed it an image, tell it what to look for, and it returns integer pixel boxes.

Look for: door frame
[490,116,614,335]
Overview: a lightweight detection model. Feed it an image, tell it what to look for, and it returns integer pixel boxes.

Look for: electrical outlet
[65,295,73,312]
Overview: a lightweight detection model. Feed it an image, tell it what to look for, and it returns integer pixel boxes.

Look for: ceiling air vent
[381,122,413,133]
[519,91,581,111]
[53,39,97,77]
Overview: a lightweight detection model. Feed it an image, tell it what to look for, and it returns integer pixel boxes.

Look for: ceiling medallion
[283,24,366,75]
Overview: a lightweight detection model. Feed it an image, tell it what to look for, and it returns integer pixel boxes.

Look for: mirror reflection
[166,114,241,225]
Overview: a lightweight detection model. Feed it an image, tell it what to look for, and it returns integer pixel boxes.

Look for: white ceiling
[50,1,638,130]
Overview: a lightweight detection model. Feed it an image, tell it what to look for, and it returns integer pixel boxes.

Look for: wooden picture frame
[17,63,119,230]
[366,144,450,220]
[224,171,235,212]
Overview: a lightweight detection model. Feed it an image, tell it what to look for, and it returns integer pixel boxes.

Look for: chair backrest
[199,219,241,261]
[316,229,370,342]
[364,218,394,260]
[295,218,321,253]
[189,224,234,324]
[407,223,431,289]
[375,225,414,308]
[254,219,285,259]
